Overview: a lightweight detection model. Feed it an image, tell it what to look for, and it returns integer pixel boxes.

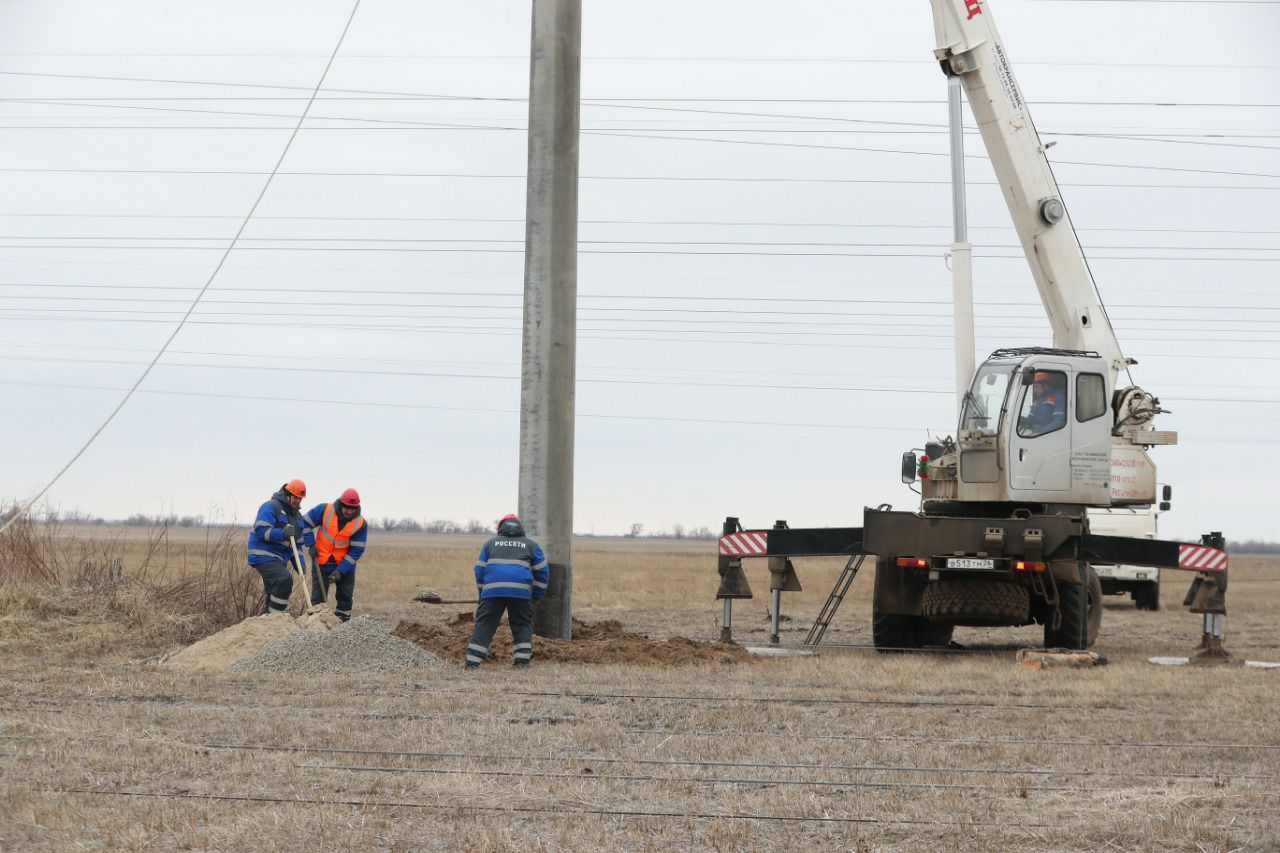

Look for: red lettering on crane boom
[965,0,983,20]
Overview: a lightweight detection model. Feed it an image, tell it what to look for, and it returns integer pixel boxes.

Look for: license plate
[947,558,995,569]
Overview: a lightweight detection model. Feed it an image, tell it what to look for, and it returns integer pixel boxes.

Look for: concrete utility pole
[948,75,976,416]
[520,0,581,641]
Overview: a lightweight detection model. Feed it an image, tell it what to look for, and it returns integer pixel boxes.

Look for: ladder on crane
[804,552,868,645]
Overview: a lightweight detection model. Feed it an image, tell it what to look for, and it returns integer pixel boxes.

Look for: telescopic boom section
[929,0,1128,389]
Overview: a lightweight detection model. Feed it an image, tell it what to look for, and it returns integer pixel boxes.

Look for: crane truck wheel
[920,580,1029,627]
[1044,565,1100,650]
[1086,566,1103,646]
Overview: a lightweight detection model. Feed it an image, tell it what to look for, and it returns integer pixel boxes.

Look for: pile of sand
[161,611,339,673]
[393,613,751,667]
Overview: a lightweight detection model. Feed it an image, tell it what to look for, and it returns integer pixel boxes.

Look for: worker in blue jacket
[246,479,308,614]
[465,514,549,669]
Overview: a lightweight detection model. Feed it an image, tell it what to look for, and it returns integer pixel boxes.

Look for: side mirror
[901,451,917,484]
[1159,501,1171,512]
[1162,484,1173,501]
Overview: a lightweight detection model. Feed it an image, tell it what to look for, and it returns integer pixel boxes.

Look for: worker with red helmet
[465,514,549,669]
[1018,370,1068,437]
[300,487,367,621]
[246,479,309,614]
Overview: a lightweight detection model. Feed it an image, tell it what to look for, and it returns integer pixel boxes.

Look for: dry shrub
[0,504,263,662]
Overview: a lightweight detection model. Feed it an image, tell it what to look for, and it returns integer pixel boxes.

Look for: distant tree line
[1230,539,1280,555]
[376,518,491,534]
[620,523,716,540]
[371,519,715,539]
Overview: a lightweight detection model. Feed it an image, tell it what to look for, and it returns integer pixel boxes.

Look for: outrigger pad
[716,559,753,600]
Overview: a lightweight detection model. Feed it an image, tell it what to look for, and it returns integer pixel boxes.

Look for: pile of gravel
[232,615,445,675]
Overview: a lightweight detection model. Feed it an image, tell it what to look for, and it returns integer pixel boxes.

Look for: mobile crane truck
[715,0,1230,657]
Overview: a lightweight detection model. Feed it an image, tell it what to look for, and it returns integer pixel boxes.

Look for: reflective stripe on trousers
[252,560,293,614]
[466,598,535,665]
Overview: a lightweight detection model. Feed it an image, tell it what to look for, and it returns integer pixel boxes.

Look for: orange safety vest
[315,504,366,566]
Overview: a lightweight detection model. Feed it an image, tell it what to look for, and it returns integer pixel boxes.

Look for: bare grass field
[1,527,1278,851]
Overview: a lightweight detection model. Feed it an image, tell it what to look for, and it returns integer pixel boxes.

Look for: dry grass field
[1,524,1278,851]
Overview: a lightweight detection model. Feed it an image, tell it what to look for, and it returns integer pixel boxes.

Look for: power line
[4,291,1279,316]
[4,340,1273,390]
[1,120,1276,180]
[3,213,1280,238]
[0,166,1270,191]
[0,379,1271,437]
[1,53,1278,68]
[3,313,1280,355]
[2,292,1280,325]
[3,236,1280,255]
[10,95,1280,152]
[0,245,1273,262]
[3,309,1280,343]
[4,69,1280,102]
[3,277,1278,298]
[2,350,1275,393]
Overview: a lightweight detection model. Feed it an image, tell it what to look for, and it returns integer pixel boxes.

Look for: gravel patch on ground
[232,615,445,674]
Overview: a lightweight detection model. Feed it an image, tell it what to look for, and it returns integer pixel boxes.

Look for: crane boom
[929,0,1128,389]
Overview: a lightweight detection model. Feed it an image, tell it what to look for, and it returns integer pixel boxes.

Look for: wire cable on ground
[0,0,363,536]
[293,761,1080,793]
[5,701,1280,751]
[214,744,1278,782]
[50,787,1048,827]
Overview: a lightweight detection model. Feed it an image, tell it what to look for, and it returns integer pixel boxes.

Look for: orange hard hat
[338,488,360,507]
[1032,371,1053,384]
[284,479,307,498]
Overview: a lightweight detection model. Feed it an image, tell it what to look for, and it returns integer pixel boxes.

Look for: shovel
[288,535,327,615]
[413,591,478,605]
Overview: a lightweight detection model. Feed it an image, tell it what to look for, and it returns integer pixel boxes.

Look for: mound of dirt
[161,611,339,673]
[392,613,751,667]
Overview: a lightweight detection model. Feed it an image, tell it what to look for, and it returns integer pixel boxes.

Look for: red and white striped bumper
[719,531,769,556]
[1178,544,1228,572]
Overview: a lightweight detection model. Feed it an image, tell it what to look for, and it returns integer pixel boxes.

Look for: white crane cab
[917,346,1165,512]
[947,348,1111,506]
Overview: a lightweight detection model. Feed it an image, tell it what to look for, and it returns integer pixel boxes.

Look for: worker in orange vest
[300,488,367,621]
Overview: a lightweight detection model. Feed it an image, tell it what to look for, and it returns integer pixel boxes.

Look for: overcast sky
[1,0,1277,542]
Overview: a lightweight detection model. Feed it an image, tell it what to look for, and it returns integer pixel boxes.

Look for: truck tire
[1045,579,1090,650]
[920,580,1029,627]
[1086,566,1102,646]
[1133,579,1161,611]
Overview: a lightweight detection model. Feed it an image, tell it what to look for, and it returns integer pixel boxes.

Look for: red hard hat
[284,479,307,498]
[338,488,361,507]
[1032,371,1053,383]
[496,513,519,530]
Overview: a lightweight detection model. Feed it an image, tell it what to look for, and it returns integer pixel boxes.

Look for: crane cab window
[1076,373,1107,422]
[1016,370,1067,438]
[961,363,1014,433]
